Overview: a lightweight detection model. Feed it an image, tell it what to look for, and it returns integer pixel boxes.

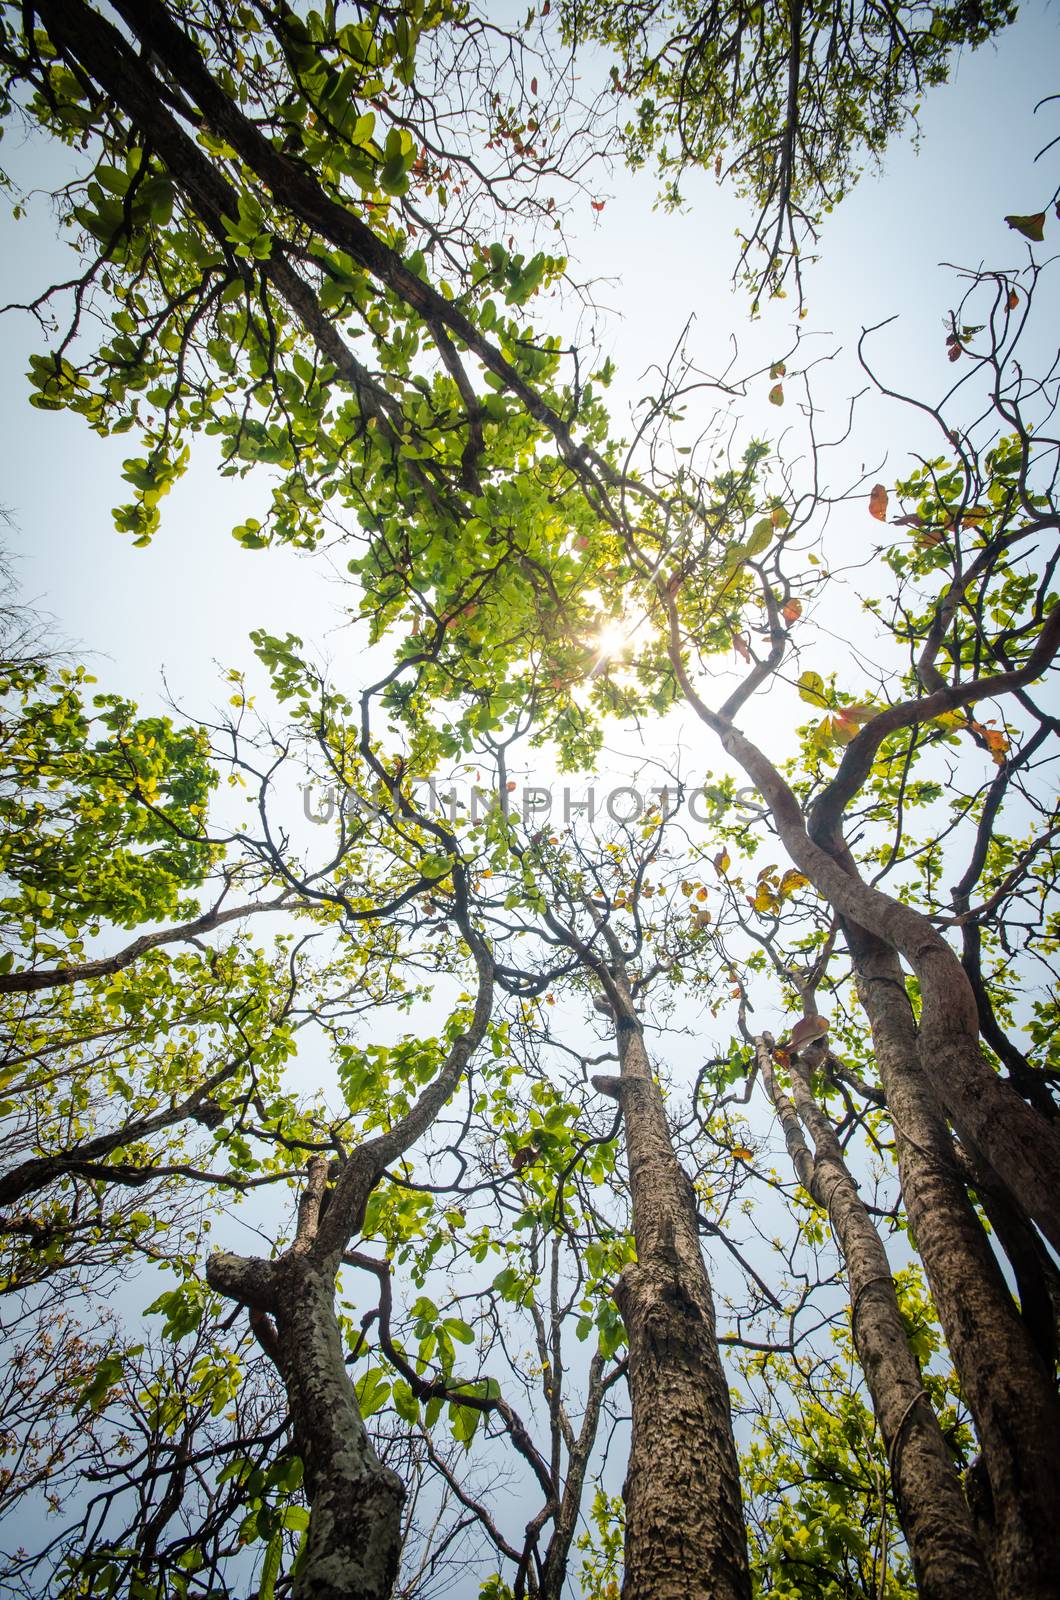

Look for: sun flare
[593,621,629,658]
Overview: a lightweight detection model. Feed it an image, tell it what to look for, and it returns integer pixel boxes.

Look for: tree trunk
[598,972,751,1600]
[755,1036,996,1600]
[538,1349,610,1600]
[713,720,1060,1256]
[274,1251,406,1600]
[852,930,1060,1599]
[207,912,496,1600]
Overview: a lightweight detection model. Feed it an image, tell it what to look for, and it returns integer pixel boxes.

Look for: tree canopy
[0,3,1058,1600]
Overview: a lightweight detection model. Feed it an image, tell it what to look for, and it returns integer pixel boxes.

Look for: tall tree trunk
[686,714,1060,1256]
[755,1035,996,1600]
[274,1244,406,1600]
[851,929,1060,1600]
[595,969,751,1600]
[208,912,495,1600]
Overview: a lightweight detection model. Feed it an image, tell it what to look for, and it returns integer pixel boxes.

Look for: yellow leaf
[797,670,828,707]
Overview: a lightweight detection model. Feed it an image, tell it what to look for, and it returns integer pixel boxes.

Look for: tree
[558,0,1016,301]
[2,4,1059,1600]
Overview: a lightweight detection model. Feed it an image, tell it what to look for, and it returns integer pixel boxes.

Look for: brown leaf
[892,513,923,528]
[590,200,605,213]
[787,1014,829,1052]
[530,76,538,95]
[768,382,784,406]
[732,632,751,662]
[1004,212,1046,242]
[835,703,875,728]
[829,714,859,745]
[1008,289,1019,310]
[782,598,802,625]
[868,484,889,521]
[713,849,730,875]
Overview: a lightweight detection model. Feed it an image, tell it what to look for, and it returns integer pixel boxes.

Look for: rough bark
[207,914,495,1600]
[851,932,1060,1600]
[954,1146,1060,1373]
[602,971,751,1600]
[274,1246,406,1600]
[663,599,1060,1253]
[715,715,1060,1255]
[755,1035,996,1600]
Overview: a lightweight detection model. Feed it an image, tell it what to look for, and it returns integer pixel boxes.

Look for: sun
[593,620,629,658]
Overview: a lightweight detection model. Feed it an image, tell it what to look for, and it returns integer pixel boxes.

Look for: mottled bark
[207,918,495,1600]
[210,1157,407,1600]
[602,973,751,1600]
[756,1036,996,1600]
[274,1248,405,1600]
[852,932,1060,1600]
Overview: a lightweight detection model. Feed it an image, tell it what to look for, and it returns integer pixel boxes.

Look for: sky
[0,6,1058,1588]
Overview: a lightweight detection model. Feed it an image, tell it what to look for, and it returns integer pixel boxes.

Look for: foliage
[560,0,1016,300]
[0,4,1058,1599]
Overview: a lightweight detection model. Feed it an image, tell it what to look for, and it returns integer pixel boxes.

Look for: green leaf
[449,1399,481,1448]
[745,517,773,557]
[797,670,829,706]
[354,1366,392,1418]
[258,1532,283,1600]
